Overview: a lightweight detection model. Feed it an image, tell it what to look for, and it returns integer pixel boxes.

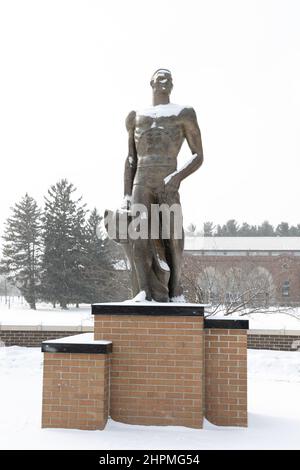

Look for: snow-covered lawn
[0,299,93,327]
[0,347,299,449]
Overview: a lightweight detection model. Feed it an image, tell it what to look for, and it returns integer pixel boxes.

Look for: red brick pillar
[41,333,112,430]
[204,319,248,427]
[93,303,205,428]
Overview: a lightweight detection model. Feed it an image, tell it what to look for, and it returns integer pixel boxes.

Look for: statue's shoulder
[178,105,197,121]
[125,110,136,131]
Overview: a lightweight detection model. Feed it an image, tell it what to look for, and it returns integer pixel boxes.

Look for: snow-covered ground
[0,298,93,327]
[0,298,300,330]
[0,346,299,449]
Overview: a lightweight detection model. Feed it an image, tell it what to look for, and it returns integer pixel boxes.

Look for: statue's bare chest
[134,114,184,149]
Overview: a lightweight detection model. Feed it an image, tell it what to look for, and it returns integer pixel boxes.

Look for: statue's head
[150,69,173,95]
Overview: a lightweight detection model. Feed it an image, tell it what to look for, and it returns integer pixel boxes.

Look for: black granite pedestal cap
[204,319,249,330]
[92,302,206,317]
[41,333,112,354]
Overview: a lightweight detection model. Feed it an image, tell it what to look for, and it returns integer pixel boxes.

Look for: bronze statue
[106,69,203,302]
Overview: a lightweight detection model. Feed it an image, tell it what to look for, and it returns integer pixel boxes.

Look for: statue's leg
[165,233,184,299]
[131,184,154,300]
[122,242,139,297]
[163,192,184,300]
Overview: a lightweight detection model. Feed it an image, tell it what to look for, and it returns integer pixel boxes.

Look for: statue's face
[151,70,173,95]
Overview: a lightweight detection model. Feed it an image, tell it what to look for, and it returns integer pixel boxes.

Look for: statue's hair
[151,68,172,81]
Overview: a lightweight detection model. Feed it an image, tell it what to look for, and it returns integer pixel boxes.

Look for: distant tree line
[186,220,300,237]
[0,179,129,310]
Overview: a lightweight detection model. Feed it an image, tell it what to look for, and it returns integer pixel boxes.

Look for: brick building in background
[183,237,300,306]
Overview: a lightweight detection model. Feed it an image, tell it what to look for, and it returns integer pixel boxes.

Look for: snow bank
[248,349,300,382]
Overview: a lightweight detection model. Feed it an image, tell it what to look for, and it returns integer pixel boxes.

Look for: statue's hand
[164,172,181,192]
[120,194,132,211]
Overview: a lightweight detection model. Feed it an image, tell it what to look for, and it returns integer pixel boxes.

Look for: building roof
[184,237,300,251]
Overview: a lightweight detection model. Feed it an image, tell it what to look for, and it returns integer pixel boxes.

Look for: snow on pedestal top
[43,333,111,346]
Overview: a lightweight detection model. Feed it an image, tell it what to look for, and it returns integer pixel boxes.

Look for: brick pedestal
[41,333,112,430]
[93,304,204,428]
[204,319,248,427]
[40,305,249,431]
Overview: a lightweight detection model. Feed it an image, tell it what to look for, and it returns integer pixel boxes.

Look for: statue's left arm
[164,107,203,189]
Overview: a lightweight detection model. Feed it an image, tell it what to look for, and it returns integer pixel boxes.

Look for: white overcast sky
[0,0,299,233]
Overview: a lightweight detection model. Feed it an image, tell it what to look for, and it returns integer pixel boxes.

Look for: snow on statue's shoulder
[137,103,191,118]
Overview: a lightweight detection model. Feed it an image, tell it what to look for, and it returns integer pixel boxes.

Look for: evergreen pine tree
[41,179,87,309]
[69,198,89,307]
[83,208,130,302]
[84,209,111,302]
[0,194,42,309]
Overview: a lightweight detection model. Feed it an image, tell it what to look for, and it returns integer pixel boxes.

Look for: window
[282,280,290,297]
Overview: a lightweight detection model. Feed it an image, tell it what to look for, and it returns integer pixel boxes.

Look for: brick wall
[248,332,300,351]
[2,326,299,351]
[205,328,247,427]
[42,352,110,430]
[0,328,93,347]
[94,314,204,428]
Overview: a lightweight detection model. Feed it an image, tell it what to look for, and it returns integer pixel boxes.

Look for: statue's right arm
[124,110,137,199]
